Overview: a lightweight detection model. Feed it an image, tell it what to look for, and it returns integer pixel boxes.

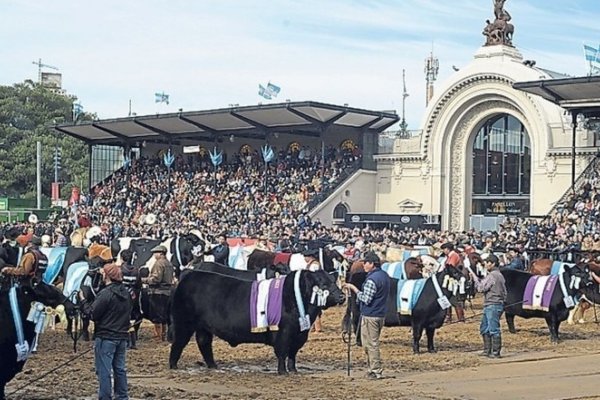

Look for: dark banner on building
[472,199,530,216]
[344,213,442,231]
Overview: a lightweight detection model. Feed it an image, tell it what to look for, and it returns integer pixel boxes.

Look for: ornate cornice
[423,74,514,159]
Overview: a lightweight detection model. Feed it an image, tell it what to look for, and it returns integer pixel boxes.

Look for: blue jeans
[94,338,129,400]
[480,303,504,337]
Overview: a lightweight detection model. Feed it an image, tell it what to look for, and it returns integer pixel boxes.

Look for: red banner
[51,183,60,201]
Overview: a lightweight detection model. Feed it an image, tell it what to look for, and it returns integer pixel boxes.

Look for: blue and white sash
[9,285,30,362]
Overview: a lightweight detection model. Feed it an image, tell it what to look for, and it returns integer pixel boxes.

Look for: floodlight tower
[398,69,410,139]
[424,50,439,107]
[32,58,58,84]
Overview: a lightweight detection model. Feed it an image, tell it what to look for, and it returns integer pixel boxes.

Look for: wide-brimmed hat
[151,245,168,254]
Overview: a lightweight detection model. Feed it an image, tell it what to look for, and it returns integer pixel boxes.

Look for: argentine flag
[155,92,170,105]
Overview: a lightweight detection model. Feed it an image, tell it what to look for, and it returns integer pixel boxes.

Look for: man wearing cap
[343,251,389,380]
[80,263,132,400]
[467,254,507,358]
[141,245,174,341]
[1,236,48,280]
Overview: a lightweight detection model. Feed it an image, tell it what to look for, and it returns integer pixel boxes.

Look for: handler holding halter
[342,251,389,380]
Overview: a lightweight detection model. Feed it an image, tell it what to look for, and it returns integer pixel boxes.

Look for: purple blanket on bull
[250,277,285,332]
[522,275,558,312]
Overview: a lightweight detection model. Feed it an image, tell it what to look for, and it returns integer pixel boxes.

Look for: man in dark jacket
[81,263,132,400]
[343,251,390,379]
[208,233,230,266]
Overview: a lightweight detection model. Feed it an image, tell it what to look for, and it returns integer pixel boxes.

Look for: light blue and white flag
[261,145,275,163]
[584,44,600,63]
[258,84,272,100]
[258,81,281,100]
[209,147,223,167]
[163,149,175,168]
[155,92,170,105]
[266,82,281,97]
[73,102,83,120]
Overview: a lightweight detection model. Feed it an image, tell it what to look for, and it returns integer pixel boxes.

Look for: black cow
[192,261,281,281]
[169,269,345,374]
[343,266,465,353]
[0,278,76,399]
[502,264,591,342]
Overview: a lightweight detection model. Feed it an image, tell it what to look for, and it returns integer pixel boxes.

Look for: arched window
[472,114,531,216]
[333,203,349,220]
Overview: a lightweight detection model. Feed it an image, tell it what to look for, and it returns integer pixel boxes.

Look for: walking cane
[346,291,352,377]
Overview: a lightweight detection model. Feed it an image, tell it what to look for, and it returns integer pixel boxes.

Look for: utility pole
[32,58,59,84]
[398,69,410,139]
[36,141,42,209]
[424,47,439,107]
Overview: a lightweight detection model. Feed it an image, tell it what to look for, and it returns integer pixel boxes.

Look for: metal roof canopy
[54,101,399,145]
[513,75,600,191]
[513,75,600,117]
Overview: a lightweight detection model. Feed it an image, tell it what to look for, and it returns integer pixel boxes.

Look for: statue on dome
[483,0,514,46]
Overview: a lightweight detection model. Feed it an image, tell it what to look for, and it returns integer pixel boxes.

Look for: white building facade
[373,45,597,231]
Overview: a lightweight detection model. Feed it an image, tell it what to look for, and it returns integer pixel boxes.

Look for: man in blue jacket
[343,251,390,379]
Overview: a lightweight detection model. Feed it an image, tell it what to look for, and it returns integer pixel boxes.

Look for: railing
[548,152,600,214]
[305,160,362,212]
[523,249,597,269]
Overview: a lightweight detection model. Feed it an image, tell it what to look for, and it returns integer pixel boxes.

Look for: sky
[2,0,600,130]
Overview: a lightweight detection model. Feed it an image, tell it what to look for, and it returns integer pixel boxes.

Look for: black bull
[169,269,345,374]
[502,265,592,343]
[0,279,76,399]
[342,266,465,353]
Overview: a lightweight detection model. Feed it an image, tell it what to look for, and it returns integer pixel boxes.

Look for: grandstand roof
[513,75,600,117]
[54,101,399,145]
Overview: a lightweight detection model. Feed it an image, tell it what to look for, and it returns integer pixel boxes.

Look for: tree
[0,81,92,199]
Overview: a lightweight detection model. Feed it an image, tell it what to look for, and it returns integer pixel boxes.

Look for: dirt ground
[7,299,600,400]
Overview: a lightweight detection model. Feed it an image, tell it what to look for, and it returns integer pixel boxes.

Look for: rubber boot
[128,331,137,350]
[161,324,168,341]
[489,335,502,358]
[479,334,491,357]
[456,305,465,323]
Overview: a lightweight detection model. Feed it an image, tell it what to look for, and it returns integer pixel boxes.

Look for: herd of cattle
[2,229,600,398]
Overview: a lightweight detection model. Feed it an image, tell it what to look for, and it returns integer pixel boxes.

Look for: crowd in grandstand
[2,144,600,265]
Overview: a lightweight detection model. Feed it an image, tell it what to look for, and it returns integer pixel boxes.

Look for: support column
[88,144,93,193]
[571,111,577,192]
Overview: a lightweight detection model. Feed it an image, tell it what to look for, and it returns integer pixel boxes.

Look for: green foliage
[0,81,92,199]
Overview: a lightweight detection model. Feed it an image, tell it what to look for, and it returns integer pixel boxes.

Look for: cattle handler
[468,254,507,358]
[342,251,389,379]
[141,245,174,341]
[1,236,48,280]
